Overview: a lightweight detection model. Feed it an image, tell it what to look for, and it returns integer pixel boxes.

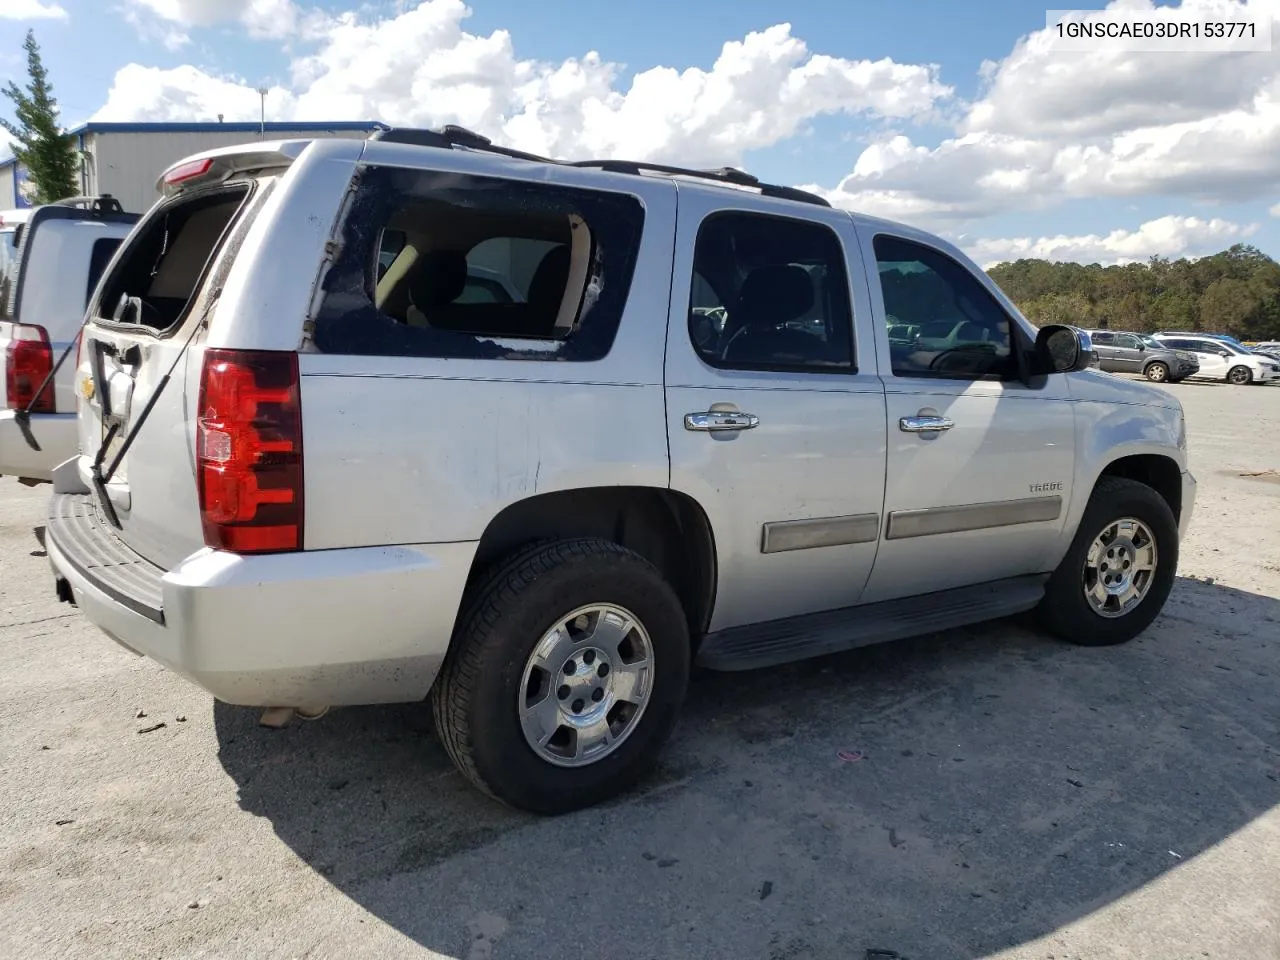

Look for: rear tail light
[5,323,55,413]
[196,349,303,554]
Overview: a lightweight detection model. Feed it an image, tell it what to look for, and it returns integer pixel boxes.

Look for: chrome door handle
[685,411,760,432]
[899,415,954,433]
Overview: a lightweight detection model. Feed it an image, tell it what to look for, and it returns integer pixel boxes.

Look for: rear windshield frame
[90,179,263,339]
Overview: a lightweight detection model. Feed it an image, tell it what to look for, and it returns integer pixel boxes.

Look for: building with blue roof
[1,120,385,213]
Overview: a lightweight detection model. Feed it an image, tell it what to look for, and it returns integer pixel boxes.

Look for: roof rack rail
[367,124,831,207]
[568,159,829,207]
[49,194,126,216]
[370,124,557,164]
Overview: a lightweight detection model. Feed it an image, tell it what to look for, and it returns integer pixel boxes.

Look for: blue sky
[2,0,1278,266]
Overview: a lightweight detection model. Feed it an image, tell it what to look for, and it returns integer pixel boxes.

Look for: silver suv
[45,129,1196,814]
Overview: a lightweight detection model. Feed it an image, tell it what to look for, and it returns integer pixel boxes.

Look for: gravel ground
[2,378,1278,960]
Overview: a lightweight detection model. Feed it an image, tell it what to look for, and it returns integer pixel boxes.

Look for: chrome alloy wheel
[1083,518,1158,619]
[517,604,655,767]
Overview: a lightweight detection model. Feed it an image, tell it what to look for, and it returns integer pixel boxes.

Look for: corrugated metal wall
[0,166,18,210]
[86,128,373,213]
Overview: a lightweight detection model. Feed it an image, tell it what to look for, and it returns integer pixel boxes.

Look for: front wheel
[1144,361,1170,383]
[431,538,690,815]
[1036,477,1178,646]
[1227,365,1252,385]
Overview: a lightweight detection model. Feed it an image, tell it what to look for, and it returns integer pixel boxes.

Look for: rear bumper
[0,410,77,482]
[46,492,477,708]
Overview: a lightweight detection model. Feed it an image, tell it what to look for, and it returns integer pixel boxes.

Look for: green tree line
[987,244,1280,340]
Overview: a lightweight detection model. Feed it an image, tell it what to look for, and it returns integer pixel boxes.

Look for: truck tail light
[5,323,55,413]
[196,349,303,554]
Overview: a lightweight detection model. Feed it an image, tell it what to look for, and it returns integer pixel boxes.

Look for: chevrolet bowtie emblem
[80,376,95,400]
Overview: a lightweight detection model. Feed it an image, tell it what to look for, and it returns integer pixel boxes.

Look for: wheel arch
[1095,453,1183,524]
[459,486,718,644]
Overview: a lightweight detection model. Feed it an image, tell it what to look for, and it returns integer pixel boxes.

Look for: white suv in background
[45,130,1195,815]
[0,197,140,483]
[1153,333,1280,385]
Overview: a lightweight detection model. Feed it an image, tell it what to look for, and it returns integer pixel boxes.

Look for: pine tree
[1,30,78,206]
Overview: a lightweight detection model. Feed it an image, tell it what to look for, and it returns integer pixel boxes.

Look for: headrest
[735,264,814,328]
[408,249,468,309]
[527,244,571,319]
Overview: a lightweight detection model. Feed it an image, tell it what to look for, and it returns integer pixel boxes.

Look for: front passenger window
[873,235,1016,380]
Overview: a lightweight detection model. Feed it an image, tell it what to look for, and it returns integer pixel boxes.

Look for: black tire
[431,538,690,815]
[1227,365,1252,385]
[1036,477,1178,647]
[1144,361,1169,383]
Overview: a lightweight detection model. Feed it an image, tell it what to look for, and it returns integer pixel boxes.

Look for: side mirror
[1034,324,1094,374]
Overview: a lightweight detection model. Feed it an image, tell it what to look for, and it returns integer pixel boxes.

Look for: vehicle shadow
[214,576,1280,959]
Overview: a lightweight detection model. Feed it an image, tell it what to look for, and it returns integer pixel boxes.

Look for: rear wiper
[89,289,219,528]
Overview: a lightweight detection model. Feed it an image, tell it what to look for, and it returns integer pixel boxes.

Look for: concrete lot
[2,378,1278,960]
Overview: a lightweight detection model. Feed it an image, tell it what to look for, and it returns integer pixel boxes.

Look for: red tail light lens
[5,323,55,413]
[196,349,303,554]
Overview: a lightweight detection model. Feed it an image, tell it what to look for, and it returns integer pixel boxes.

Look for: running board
[695,575,1049,671]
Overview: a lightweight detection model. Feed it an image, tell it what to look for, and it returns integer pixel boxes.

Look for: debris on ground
[759,880,773,900]
[888,828,904,848]
[137,722,167,735]
[55,819,74,826]
[837,750,866,763]
[176,716,188,723]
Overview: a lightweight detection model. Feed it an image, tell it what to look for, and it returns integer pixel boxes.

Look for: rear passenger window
[85,238,122,306]
[687,212,854,373]
[0,229,16,320]
[314,167,645,362]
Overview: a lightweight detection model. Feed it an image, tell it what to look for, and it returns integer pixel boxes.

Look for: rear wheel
[1143,361,1169,383]
[1227,365,1252,385]
[431,538,690,815]
[1036,477,1178,646]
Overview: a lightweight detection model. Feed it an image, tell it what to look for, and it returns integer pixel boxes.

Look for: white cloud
[0,0,68,20]
[94,65,296,123]
[127,0,313,40]
[1271,202,1280,217]
[100,1,951,169]
[812,0,1280,228]
[961,215,1259,268]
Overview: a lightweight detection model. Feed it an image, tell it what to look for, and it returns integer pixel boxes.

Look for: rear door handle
[685,411,760,432]
[899,415,954,433]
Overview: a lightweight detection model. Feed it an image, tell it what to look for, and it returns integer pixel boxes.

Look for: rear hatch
[74,155,297,570]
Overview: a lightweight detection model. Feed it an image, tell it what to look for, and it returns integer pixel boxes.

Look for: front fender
[1054,396,1186,561]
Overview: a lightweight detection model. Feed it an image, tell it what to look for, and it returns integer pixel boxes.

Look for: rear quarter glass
[311,165,645,362]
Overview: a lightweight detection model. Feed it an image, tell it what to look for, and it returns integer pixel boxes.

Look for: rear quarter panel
[294,165,677,550]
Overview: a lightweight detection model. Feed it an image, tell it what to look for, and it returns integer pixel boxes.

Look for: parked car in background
[1153,334,1280,385]
[0,197,140,484]
[1086,330,1198,383]
[1158,331,1253,352]
[1250,341,1280,362]
[45,130,1195,815]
